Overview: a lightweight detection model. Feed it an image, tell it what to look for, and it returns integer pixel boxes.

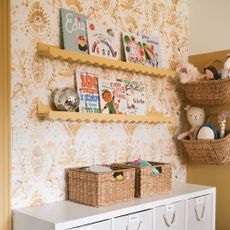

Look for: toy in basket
[68,164,135,207]
[113,159,172,198]
[178,106,230,164]
[176,60,230,106]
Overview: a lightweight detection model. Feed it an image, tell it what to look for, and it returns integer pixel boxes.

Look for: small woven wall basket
[112,162,172,198]
[68,165,135,207]
[182,133,230,165]
[183,78,230,106]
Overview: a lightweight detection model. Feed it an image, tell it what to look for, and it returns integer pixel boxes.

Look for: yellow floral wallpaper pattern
[11,0,189,209]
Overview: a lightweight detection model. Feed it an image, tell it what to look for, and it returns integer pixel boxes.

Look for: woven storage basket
[68,165,135,207]
[113,162,172,198]
[182,132,230,165]
[183,78,230,106]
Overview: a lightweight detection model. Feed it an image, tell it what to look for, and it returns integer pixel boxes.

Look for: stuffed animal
[221,54,230,79]
[176,63,205,84]
[177,105,205,140]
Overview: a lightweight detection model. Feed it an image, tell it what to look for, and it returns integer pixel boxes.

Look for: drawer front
[155,201,185,230]
[74,219,111,230]
[187,194,212,230]
[114,209,153,230]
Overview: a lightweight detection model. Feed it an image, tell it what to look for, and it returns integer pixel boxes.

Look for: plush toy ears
[184,105,191,111]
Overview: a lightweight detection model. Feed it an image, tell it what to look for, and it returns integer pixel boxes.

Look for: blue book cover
[60,8,88,53]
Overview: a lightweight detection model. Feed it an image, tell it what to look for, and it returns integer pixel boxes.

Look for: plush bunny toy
[176,62,205,84]
[177,105,205,140]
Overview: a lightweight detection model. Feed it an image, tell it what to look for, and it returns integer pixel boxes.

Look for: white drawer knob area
[13,183,216,230]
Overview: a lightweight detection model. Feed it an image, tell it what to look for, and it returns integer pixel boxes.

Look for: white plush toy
[176,63,205,84]
[221,54,230,79]
[177,105,205,140]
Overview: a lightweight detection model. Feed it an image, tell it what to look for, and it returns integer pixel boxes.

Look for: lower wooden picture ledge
[37,104,174,124]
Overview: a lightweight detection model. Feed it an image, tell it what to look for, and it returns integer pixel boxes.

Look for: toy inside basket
[112,162,172,198]
[68,164,135,207]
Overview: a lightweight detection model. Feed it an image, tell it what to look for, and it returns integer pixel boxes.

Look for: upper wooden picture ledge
[37,43,176,78]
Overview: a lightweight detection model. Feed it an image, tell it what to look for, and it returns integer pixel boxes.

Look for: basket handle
[194,204,205,221]
[113,171,125,181]
[163,211,176,227]
[204,59,223,69]
[126,221,143,230]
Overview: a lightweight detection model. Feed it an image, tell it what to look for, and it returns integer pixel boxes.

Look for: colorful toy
[196,124,218,140]
[176,62,205,84]
[177,105,205,140]
[204,66,220,80]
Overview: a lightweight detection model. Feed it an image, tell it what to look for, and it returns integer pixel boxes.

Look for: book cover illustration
[99,79,127,114]
[75,71,100,113]
[87,20,121,60]
[60,8,88,53]
[122,33,145,64]
[139,33,162,68]
[118,79,147,115]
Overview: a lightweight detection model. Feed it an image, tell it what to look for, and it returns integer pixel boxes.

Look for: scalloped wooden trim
[37,43,176,78]
[37,104,174,124]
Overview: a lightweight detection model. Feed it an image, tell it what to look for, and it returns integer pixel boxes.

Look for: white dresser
[13,183,216,230]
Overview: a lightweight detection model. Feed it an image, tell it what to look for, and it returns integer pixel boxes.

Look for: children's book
[86,20,121,60]
[122,33,145,64]
[75,71,100,113]
[60,8,88,53]
[138,33,162,68]
[118,79,147,115]
[99,79,127,114]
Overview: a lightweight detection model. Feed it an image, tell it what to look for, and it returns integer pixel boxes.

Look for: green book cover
[60,8,88,53]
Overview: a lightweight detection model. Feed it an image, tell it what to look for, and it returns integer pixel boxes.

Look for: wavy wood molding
[37,104,174,124]
[0,0,11,229]
[37,43,176,78]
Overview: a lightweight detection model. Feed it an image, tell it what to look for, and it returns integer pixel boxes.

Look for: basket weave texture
[182,133,230,164]
[183,78,230,106]
[68,165,135,207]
[113,162,172,198]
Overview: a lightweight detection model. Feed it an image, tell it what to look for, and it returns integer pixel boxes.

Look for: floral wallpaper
[11,0,189,209]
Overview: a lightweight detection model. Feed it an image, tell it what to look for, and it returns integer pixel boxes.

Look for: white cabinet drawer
[155,201,186,230]
[114,209,153,230]
[68,219,112,230]
[187,194,212,230]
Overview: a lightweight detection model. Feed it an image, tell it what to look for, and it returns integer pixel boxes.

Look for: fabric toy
[176,62,205,84]
[177,105,205,140]
[196,124,218,140]
[204,66,220,80]
[221,54,230,79]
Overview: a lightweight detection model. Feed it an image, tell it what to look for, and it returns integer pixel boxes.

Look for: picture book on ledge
[87,20,121,60]
[138,33,162,68]
[118,79,147,115]
[122,33,145,64]
[99,79,127,114]
[75,70,100,113]
[60,8,88,53]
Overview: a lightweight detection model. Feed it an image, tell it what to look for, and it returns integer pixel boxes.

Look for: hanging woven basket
[183,78,230,106]
[182,133,230,164]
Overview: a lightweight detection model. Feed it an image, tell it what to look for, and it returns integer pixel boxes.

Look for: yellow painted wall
[0,0,11,229]
[187,51,230,230]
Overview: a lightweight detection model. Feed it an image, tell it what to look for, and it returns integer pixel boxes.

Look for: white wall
[189,0,230,55]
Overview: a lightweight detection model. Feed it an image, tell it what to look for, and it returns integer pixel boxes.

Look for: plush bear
[176,62,205,84]
[177,105,205,140]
